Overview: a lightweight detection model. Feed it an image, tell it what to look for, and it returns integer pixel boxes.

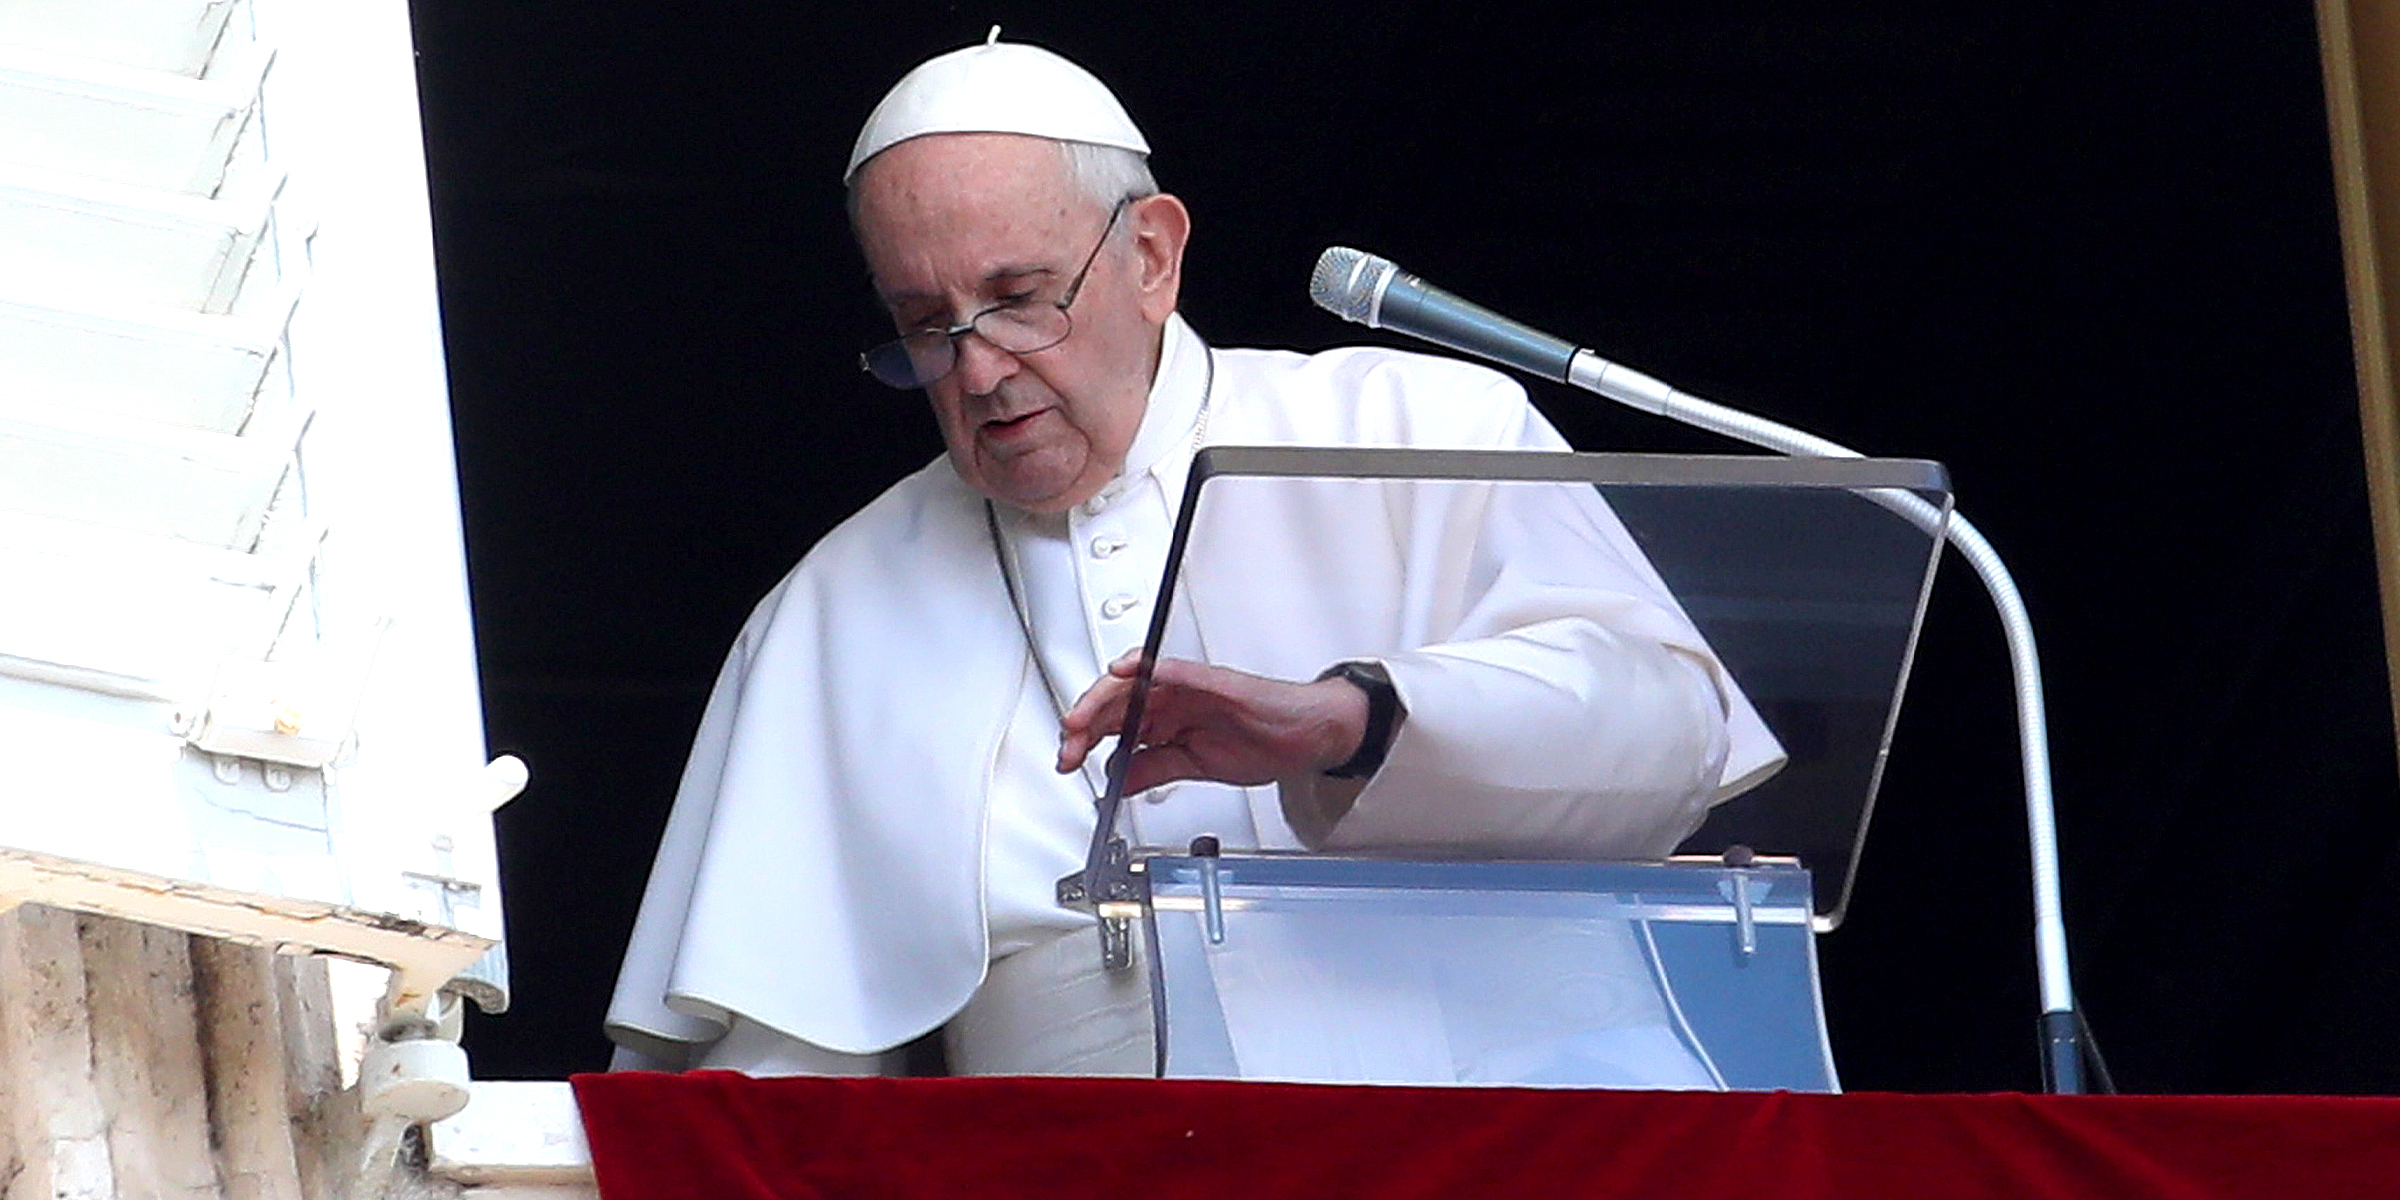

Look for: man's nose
[952,329,1020,395]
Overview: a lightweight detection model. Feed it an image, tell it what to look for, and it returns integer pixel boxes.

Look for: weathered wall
[0,905,356,1200]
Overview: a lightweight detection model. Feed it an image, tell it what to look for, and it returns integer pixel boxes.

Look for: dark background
[406,2,2400,1093]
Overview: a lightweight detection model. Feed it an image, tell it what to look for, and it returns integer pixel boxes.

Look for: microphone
[1310,246,1682,416]
[1309,246,1577,382]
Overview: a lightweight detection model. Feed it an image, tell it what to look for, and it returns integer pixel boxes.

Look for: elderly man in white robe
[605,35,1782,1083]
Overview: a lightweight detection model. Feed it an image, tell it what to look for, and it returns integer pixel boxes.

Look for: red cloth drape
[571,1072,2400,1200]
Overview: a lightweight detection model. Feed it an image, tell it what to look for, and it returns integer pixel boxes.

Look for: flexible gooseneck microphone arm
[1309,246,2087,1093]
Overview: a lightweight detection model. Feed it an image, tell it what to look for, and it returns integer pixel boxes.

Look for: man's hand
[1057,652,1371,795]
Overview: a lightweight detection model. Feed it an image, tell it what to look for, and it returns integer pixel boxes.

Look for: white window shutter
[0,0,514,1021]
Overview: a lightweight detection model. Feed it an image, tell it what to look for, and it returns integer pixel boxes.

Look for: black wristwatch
[1315,660,1405,779]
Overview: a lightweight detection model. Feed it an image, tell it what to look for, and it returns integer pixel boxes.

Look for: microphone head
[1309,246,1397,327]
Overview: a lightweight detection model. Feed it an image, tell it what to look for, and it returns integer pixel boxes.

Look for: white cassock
[605,314,1784,1078]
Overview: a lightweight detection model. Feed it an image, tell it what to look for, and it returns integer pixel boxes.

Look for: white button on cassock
[1089,534,1128,559]
[1099,595,1139,620]
[1080,485,1124,518]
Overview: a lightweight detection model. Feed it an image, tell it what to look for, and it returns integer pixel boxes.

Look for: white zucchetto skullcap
[845,29,1150,181]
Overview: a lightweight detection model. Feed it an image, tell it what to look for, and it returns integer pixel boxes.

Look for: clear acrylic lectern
[1058,447,1950,1090]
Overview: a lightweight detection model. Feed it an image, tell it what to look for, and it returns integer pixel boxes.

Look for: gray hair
[1059,141,1158,224]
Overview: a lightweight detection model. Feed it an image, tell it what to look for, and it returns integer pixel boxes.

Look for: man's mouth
[982,409,1045,433]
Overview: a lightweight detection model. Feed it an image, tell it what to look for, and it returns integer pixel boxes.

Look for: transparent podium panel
[1061,448,1950,1089]
[1142,855,1833,1090]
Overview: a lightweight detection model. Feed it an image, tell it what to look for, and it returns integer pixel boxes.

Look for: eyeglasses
[859,197,1131,390]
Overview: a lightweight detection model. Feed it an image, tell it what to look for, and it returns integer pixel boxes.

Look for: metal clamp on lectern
[1057,834,1139,971]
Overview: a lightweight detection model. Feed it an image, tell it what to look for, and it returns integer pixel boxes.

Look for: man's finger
[1057,701,1117,772]
[1058,668,1143,771]
[1061,670,1133,734]
[1058,715,1114,772]
[1122,744,1202,795]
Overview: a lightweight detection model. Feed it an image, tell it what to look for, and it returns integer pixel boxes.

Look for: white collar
[1073,313,1210,518]
[1132,314,1212,515]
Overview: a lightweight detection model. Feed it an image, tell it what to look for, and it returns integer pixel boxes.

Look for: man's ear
[1128,192,1191,323]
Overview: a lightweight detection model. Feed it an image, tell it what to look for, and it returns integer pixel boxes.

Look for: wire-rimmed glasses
[859,197,1131,390]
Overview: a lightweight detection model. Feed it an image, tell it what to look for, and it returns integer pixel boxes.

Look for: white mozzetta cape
[607,322,1781,1061]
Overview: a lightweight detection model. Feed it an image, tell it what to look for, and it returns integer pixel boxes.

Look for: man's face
[850,134,1184,513]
